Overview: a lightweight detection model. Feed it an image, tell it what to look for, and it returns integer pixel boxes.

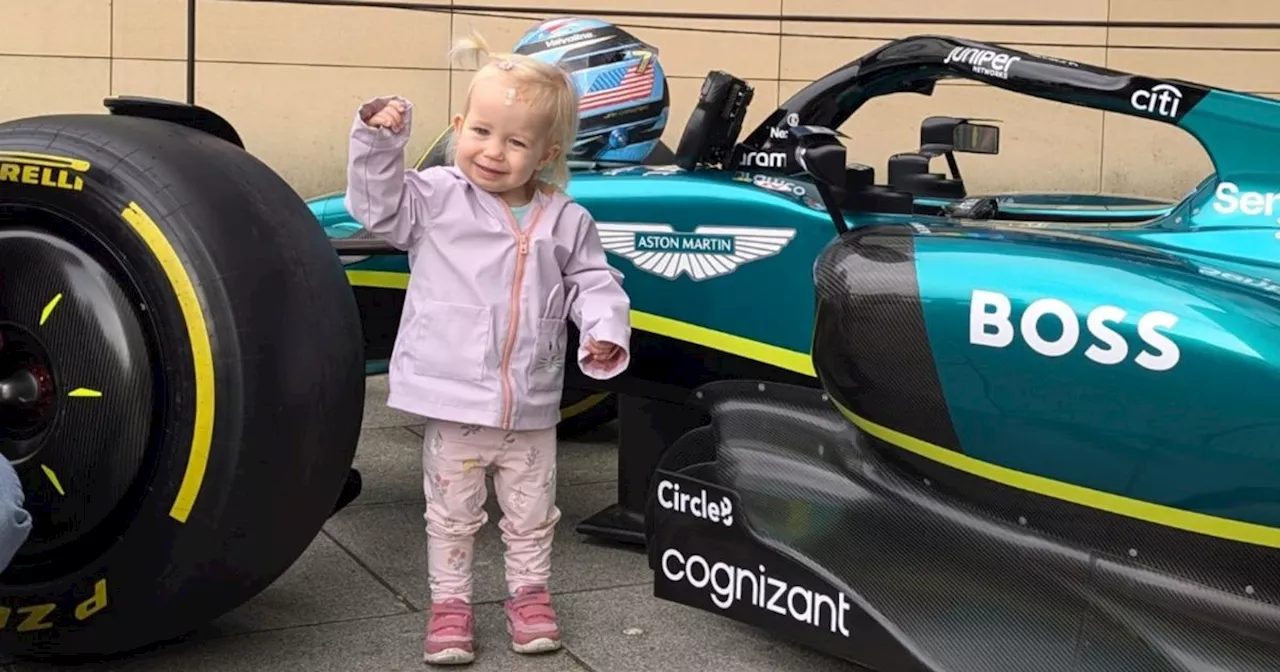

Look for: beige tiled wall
[3,0,1277,200]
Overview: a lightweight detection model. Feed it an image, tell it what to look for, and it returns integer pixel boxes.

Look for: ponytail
[449,29,502,70]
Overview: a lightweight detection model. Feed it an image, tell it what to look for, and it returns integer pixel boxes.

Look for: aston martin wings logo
[596,223,797,281]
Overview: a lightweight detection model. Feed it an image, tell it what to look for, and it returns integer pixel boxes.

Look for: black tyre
[0,112,365,658]
[557,388,617,438]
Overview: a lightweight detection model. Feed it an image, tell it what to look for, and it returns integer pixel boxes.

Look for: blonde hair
[446,30,580,190]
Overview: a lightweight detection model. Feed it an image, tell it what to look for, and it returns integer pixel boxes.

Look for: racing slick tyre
[0,112,365,659]
[557,388,617,438]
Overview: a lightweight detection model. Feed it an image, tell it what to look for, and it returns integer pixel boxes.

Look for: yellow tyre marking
[346,269,409,290]
[560,391,610,421]
[67,388,100,398]
[833,401,1280,550]
[0,152,90,172]
[120,202,214,524]
[344,270,816,377]
[39,293,62,326]
[39,465,64,496]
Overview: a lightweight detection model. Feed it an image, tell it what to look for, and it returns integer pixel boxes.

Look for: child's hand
[364,99,407,133]
[584,337,624,373]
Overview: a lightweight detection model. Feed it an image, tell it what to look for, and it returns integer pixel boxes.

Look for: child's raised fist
[364,98,408,134]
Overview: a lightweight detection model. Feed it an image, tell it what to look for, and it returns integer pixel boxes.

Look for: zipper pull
[518,235,529,256]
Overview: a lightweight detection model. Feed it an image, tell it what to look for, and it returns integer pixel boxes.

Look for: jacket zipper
[498,200,546,429]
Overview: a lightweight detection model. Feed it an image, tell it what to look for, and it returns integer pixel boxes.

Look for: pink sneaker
[504,586,562,654]
[423,598,475,665]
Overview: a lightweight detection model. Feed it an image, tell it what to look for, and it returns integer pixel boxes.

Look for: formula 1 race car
[0,31,1278,672]
[300,34,1280,672]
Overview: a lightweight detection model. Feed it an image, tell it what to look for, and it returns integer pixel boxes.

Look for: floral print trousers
[421,419,561,602]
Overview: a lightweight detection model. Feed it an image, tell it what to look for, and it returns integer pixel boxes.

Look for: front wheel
[0,112,365,659]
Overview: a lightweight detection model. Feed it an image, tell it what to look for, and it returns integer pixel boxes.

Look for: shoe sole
[423,647,475,665]
[511,637,562,654]
[505,621,562,654]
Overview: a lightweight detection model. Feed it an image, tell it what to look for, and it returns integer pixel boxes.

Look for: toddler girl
[344,31,632,665]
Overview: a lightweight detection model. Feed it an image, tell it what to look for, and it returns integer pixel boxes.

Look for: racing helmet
[514,17,670,163]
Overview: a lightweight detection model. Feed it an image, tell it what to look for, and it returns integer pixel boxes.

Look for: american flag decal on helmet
[580,63,656,112]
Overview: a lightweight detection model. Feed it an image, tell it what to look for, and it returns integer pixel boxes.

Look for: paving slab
[555,583,860,672]
[6,607,589,672]
[348,425,431,506]
[322,481,652,609]
[206,531,413,636]
[360,375,424,431]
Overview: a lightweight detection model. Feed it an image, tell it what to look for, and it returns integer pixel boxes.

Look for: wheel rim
[0,213,157,568]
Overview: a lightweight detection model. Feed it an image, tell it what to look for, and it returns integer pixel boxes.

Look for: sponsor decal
[1198,266,1280,297]
[769,113,800,140]
[739,150,789,169]
[544,31,597,48]
[599,165,683,177]
[596,222,797,281]
[659,548,853,636]
[968,289,1180,371]
[750,174,805,197]
[1040,54,1080,68]
[1130,82,1183,119]
[944,46,1021,79]
[733,172,827,213]
[657,478,733,527]
[1211,181,1280,224]
[0,151,88,192]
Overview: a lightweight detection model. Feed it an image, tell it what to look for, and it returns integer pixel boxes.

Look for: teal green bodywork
[315,76,1280,535]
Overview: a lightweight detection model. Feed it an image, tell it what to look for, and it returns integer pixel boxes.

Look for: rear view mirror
[916,115,1002,184]
[953,121,1000,154]
[919,116,1002,155]
[790,125,846,187]
[789,125,850,235]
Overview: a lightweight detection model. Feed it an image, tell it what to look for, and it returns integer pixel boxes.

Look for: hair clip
[495,59,515,71]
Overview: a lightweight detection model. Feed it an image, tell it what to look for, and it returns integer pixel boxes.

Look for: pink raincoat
[345,96,632,431]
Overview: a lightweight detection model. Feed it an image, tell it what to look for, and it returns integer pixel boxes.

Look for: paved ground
[3,376,858,671]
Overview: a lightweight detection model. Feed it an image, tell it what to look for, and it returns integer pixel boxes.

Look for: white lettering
[544,32,595,48]
[1212,181,1280,223]
[1130,83,1183,119]
[967,289,1181,371]
[969,289,1014,347]
[739,151,788,169]
[659,549,852,637]
[1020,298,1079,357]
[944,47,1022,79]
[657,479,734,527]
[1199,266,1280,296]
[752,174,807,197]
[770,126,789,140]
[1134,310,1181,372]
[1083,305,1129,365]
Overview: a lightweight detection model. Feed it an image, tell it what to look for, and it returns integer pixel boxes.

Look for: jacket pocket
[410,299,492,382]
[529,317,568,391]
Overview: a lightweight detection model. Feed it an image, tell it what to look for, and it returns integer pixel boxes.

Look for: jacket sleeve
[344,96,444,251]
[562,206,632,379]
